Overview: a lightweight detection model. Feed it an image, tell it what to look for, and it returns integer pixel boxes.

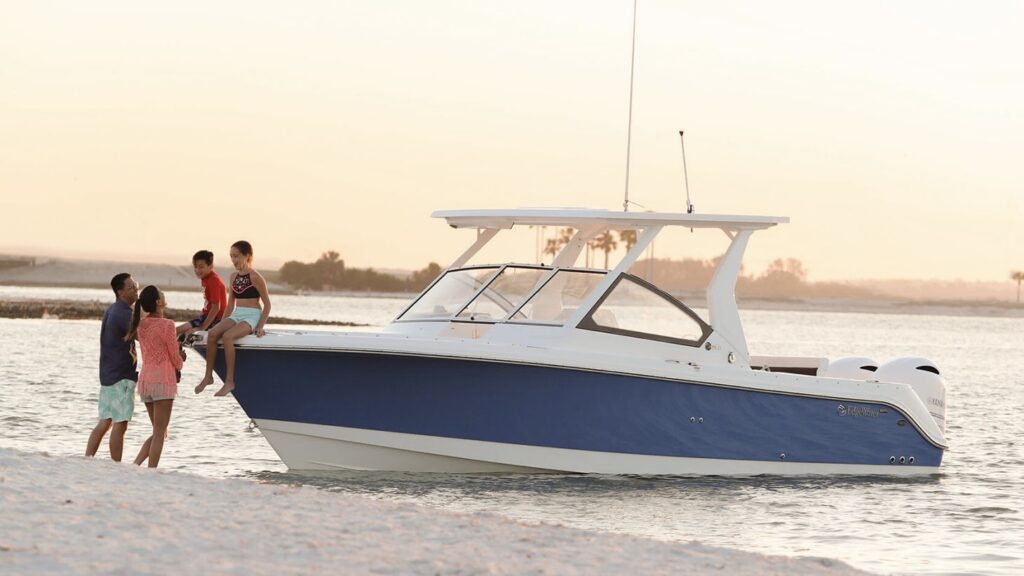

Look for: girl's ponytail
[125,299,143,342]
[125,284,161,342]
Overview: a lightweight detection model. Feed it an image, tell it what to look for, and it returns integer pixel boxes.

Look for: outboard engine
[874,357,946,433]
[821,356,879,380]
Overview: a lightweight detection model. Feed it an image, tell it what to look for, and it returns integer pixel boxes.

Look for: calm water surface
[1,289,1021,575]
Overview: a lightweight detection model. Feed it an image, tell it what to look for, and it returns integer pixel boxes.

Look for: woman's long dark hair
[125,285,161,342]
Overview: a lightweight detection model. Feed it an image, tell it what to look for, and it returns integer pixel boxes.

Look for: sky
[1,1,1022,281]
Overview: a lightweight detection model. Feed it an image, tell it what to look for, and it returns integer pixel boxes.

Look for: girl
[196,240,272,397]
[125,285,182,468]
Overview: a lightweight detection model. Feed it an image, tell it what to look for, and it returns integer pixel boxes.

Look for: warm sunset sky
[1,1,1021,281]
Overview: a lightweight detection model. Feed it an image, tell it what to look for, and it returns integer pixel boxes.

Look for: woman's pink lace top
[137,316,183,398]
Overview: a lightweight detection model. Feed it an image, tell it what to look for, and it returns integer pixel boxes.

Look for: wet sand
[0,448,868,575]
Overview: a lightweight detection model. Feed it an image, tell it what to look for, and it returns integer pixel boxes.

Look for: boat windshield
[399,267,500,320]
[456,266,551,321]
[397,266,607,324]
[509,269,606,324]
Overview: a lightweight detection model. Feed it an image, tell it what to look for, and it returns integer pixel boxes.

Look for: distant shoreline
[0,299,368,326]
[0,280,423,300]
[0,279,297,296]
[734,297,1024,319]
[2,289,1021,321]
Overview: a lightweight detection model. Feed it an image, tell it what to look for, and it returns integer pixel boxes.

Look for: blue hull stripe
[203,347,943,467]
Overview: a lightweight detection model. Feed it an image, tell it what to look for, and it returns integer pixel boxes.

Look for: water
[1,289,1022,575]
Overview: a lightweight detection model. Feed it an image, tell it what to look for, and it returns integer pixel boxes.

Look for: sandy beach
[0,448,868,575]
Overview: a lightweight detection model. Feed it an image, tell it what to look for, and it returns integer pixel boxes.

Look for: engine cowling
[874,357,946,433]
[820,356,879,380]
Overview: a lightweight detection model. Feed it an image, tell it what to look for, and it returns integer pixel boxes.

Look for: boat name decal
[836,404,880,418]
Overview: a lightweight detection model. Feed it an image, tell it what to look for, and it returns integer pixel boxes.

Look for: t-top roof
[433,208,789,230]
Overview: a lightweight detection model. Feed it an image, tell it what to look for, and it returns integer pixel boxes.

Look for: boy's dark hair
[192,250,214,265]
[110,273,131,296]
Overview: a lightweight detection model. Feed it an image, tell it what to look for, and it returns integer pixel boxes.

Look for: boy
[178,250,228,335]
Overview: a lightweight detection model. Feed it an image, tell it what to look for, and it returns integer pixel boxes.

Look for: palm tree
[590,231,619,269]
[1012,271,1024,304]
[618,230,638,251]
[542,228,575,263]
[543,238,561,261]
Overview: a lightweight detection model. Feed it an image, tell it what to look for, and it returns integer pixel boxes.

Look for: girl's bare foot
[195,375,214,394]
[214,381,235,397]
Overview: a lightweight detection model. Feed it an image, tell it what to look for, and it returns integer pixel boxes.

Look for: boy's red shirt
[201,271,228,320]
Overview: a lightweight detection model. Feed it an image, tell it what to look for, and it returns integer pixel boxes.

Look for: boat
[190,208,947,475]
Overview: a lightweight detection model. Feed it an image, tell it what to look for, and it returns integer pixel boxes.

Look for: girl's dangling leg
[215,321,254,397]
[196,320,234,393]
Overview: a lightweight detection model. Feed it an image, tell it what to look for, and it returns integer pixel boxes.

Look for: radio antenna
[679,130,694,214]
[622,0,638,212]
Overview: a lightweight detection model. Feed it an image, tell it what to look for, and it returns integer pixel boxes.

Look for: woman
[125,285,182,468]
[196,240,272,397]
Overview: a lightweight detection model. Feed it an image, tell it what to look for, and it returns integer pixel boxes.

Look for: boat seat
[553,308,618,328]
[591,309,618,328]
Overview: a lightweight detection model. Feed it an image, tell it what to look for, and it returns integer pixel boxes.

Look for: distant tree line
[279,251,442,292]
[635,256,876,299]
[542,228,636,268]
[280,242,874,300]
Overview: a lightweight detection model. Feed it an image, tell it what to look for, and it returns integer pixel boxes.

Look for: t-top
[201,271,228,320]
[231,272,261,299]
[99,300,138,385]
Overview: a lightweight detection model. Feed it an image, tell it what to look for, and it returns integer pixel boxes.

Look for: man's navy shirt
[99,300,138,385]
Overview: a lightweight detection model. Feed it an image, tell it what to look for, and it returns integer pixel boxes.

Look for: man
[86,272,139,461]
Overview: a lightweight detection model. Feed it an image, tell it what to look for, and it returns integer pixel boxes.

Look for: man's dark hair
[110,273,131,296]
[192,250,214,265]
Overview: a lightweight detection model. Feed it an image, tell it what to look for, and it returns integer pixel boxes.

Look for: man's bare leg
[109,421,128,462]
[86,419,111,457]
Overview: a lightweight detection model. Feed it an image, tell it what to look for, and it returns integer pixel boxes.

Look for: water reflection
[251,468,942,497]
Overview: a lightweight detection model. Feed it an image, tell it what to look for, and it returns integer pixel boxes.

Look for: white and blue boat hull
[200,346,944,475]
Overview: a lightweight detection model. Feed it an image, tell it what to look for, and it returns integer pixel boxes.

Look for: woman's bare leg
[197,320,235,393]
[215,322,254,397]
[134,401,155,465]
[147,399,174,468]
